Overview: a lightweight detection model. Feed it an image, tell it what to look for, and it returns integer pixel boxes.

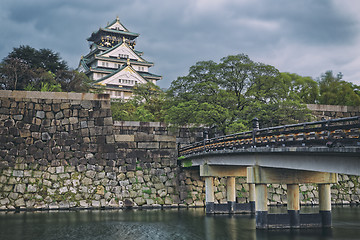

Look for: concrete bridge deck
[178,117,360,229]
[182,146,360,175]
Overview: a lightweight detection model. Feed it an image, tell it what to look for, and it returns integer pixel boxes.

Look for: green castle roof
[87,28,139,42]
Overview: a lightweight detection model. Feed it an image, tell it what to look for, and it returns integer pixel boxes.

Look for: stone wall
[182,172,360,206]
[112,121,180,207]
[0,91,359,210]
[307,104,360,120]
[0,91,206,210]
[0,91,119,209]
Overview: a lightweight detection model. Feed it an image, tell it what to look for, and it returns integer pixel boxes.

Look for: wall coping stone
[307,104,360,112]
[114,121,168,128]
[0,90,109,101]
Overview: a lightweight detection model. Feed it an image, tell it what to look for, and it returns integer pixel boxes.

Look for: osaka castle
[78,17,162,99]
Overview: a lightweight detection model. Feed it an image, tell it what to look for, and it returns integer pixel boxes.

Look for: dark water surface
[0,206,359,240]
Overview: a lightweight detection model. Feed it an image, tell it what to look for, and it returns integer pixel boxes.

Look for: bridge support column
[249,183,255,214]
[319,184,331,228]
[255,184,268,229]
[205,177,215,214]
[227,177,236,212]
[248,166,337,229]
[287,184,300,228]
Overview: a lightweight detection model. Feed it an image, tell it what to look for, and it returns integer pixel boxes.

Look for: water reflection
[0,206,359,240]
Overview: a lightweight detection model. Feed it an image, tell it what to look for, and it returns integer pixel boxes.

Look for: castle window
[119,54,129,59]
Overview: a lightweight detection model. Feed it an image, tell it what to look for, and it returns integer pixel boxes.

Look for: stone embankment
[0,90,359,210]
[307,104,360,120]
[183,171,360,207]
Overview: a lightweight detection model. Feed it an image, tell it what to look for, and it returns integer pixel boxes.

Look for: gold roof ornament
[127,58,130,66]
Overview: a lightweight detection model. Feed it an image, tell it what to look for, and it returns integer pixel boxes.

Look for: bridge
[178,117,360,229]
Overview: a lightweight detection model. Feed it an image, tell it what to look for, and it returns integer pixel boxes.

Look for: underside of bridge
[185,147,360,176]
[199,164,338,229]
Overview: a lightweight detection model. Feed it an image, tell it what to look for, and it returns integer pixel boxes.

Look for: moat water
[0,206,359,240]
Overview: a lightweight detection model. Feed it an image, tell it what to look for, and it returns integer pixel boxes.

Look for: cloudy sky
[1,0,360,88]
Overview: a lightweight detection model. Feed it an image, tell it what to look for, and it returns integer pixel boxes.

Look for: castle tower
[78,17,162,100]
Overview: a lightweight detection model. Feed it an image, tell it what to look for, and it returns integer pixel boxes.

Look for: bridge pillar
[226,177,236,212]
[248,166,337,229]
[205,177,215,214]
[319,184,331,228]
[255,184,268,229]
[287,184,300,228]
[249,183,256,213]
[200,165,252,214]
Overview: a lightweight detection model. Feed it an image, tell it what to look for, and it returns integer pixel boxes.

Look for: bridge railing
[179,116,360,156]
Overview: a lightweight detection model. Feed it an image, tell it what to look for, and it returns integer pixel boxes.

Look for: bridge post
[226,177,236,213]
[255,184,268,229]
[249,183,256,213]
[287,184,300,228]
[205,177,215,214]
[319,184,332,228]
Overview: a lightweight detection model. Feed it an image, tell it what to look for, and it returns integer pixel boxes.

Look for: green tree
[165,60,236,134]
[7,45,68,73]
[55,70,92,93]
[0,45,91,92]
[24,69,61,92]
[165,54,311,134]
[0,57,34,90]
[111,99,137,121]
[318,71,360,106]
[280,72,319,104]
[111,82,165,122]
[132,82,166,122]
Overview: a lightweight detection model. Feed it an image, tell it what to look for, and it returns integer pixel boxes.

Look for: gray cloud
[1,0,359,88]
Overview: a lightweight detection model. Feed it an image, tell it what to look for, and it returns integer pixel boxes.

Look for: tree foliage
[6,45,68,73]
[111,82,165,122]
[0,45,91,92]
[280,72,319,104]
[0,57,34,90]
[318,71,360,106]
[164,54,312,134]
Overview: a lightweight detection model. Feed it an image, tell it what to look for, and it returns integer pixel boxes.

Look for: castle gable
[100,43,144,61]
[106,17,128,31]
[96,65,147,87]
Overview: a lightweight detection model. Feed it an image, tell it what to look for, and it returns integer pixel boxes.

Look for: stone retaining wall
[0,91,119,209]
[181,172,360,206]
[307,104,360,120]
[0,91,359,210]
[0,91,206,210]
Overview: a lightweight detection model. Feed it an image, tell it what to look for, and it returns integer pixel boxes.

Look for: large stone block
[154,135,176,142]
[116,142,136,150]
[159,142,177,149]
[114,134,134,142]
[134,132,155,142]
[137,142,159,149]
